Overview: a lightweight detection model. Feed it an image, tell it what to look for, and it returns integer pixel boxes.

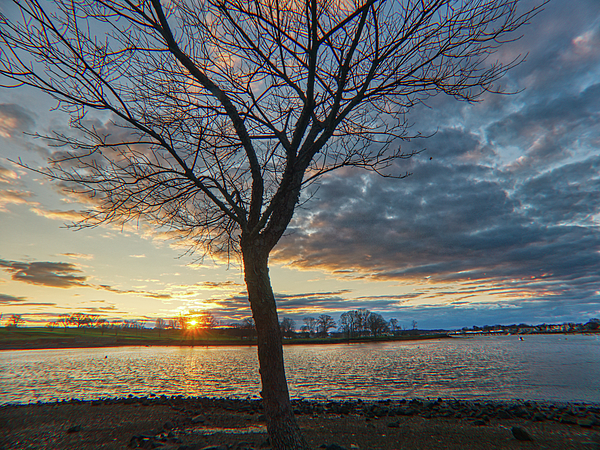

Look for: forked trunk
[242,243,310,450]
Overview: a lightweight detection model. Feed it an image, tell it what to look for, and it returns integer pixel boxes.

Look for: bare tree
[366,312,389,336]
[155,317,166,337]
[70,313,90,329]
[57,314,71,331]
[175,314,188,331]
[302,317,317,337]
[389,318,399,334]
[0,0,542,447]
[280,317,296,337]
[316,314,337,336]
[7,314,24,327]
[97,318,109,335]
[240,317,257,339]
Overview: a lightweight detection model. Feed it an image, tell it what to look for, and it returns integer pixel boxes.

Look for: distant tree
[87,314,100,328]
[412,320,418,330]
[57,314,71,331]
[356,309,372,336]
[7,314,24,327]
[240,317,256,339]
[389,318,399,334]
[70,313,90,329]
[198,311,218,329]
[280,318,296,338]
[155,318,166,337]
[97,318,109,335]
[367,312,389,336]
[585,318,600,331]
[0,0,543,446]
[316,314,336,337]
[302,317,317,337]
[176,314,188,332]
[339,312,356,338]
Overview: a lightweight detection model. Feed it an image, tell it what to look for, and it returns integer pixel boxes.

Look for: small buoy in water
[519,337,524,341]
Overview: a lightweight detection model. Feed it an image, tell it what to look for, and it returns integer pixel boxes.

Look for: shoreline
[2,396,599,449]
[0,333,450,351]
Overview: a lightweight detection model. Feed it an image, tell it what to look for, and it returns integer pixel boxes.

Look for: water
[1,335,598,405]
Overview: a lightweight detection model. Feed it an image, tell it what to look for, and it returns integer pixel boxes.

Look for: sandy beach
[1,397,599,450]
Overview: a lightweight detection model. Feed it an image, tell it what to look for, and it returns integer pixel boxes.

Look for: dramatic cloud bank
[270,0,600,326]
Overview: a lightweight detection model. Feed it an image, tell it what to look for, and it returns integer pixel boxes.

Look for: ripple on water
[1,335,599,404]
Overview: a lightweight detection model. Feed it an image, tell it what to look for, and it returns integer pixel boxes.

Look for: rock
[511,426,533,441]
[578,417,595,428]
[191,415,206,424]
[163,421,174,430]
[320,445,348,450]
[497,410,512,419]
[199,446,228,450]
[387,420,400,428]
[67,425,82,433]
[472,420,487,426]
[129,434,158,449]
[560,414,578,425]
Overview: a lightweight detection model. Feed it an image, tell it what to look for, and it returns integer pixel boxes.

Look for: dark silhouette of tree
[366,312,389,336]
[7,314,23,327]
[412,320,418,330]
[339,311,356,338]
[302,317,317,337]
[280,317,296,337]
[0,1,543,447]
[97,318,109,335]
[176,314,188,332]
[585,318,599,331]
[70,313,90,329]
[57,314,71,331]
[240,317,257,339]
[155,318,166,337]
[389,318,399,334]
[316,314,336,336]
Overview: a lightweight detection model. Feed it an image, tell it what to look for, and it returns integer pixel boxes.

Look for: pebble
[511,426,533,441]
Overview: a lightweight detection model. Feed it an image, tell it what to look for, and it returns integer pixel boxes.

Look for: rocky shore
[2,396,599,449]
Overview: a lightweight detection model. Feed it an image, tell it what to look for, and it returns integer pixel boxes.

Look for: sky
[0,0,599,330]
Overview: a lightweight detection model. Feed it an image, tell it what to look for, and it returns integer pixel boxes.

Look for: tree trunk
[242,242,310,450]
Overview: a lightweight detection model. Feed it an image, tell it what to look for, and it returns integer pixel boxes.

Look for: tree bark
[242,241,310,450]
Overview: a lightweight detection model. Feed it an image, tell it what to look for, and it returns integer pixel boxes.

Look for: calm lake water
[1,335,599,405]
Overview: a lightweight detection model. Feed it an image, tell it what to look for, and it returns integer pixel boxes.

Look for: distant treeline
[2,308,419,339]
[458,319,600,334]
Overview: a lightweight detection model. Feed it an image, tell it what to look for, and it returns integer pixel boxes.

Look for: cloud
[0,103,34,138]
[0,189,37,211]
[129,254,146,258]
[0,293,26,304]
[30,207,86,222]
[0,259,87,288]
[0,165,18,184]
[95,283,172,299]
[60,252,94,260]
[272,147,600,314]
